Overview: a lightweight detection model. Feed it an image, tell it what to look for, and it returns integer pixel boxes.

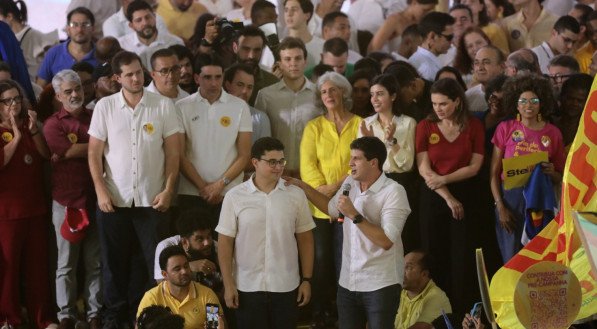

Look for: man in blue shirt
[37,7,98,87]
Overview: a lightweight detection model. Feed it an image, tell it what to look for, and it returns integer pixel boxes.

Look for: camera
[216,18,244,44]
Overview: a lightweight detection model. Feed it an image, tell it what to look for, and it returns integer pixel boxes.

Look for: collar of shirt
[276,78,315,92]
[246,176,288,194]
[61,40,96,61]
[406,279,436,302]
[116,89,150,109]
[117,7,127,23]
[415,46,440,63]
[515,7,549,25]
[162,280,197,303]
[196,88,232,104]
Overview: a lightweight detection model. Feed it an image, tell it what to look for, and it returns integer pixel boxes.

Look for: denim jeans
[336,284,401,329]
[495,186,525,263]
[235,290,299,329]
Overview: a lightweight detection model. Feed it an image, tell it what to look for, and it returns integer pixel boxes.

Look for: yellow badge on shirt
[67,133,78,144]
[220,116,231,127]
[2,131,13,142]
[541,135,551,147]
[429,133,440,144]
[143,122,154,134]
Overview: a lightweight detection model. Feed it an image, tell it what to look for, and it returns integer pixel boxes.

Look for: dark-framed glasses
[0,95,23,106]
[548,74,572,83]
[155,65,181,76]
[259,158,287,168]
[517,97,540,105]
[440,33,454,42]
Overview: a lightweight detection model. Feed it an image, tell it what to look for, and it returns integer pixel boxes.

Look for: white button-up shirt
[88,90,180,207]
[103,8,169,39]
[146,81,190,103]
[216,178,315,292]
[118,31,184,68]
[328,174,410,292]
[254,79,323,171]
[409,46,442,81]
[531,41,555,74]
[176,90,252,195]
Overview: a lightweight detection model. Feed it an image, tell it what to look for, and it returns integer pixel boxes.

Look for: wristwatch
[223,176,231,186]
[353,214,364,224]
[386,138,398,147]
[301,277,312,283]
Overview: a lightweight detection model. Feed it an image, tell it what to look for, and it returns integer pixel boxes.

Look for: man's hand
[316,184,338,198]
[97,187,115,213]
[224,284,239,309]
[204,18,219,44]
[202,181,225,204]
[462,313,485,329]
[297,281,311,306]
[189,259,217,275]
[337,194,358,219]
[152,189,172,212]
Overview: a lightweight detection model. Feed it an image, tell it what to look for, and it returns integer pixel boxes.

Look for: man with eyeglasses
[146,48,189,102]
[37,7,98,88]
[176,54,252,226]
[216,136,315,329]
[408,12,456,81]
[546,54,580,98]
[531,15,580,74]
[467,45,505,112]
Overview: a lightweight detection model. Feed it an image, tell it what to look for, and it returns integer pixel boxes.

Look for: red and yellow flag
[489,78,597,328]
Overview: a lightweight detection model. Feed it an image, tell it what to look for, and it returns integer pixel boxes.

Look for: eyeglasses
[440,33,454,42]
[488,94,502,105]
[517,97,540,105]
[68,21,93,29]
[0,95,23,106]
[259,158,287,168]
[154,65,181,76]
[548,74,572,83]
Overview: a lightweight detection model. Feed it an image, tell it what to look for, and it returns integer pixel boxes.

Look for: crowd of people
[0,0,594,328]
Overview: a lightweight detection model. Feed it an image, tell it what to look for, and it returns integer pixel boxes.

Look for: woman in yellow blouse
[300,71,361,328]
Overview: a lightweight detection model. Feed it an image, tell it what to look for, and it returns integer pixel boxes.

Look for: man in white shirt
[321,12,362,64]
[289,136,411,329]
[284,0,326,68]
[466,45,505,113]
[531,15,580,74]
[176,54,252,224]
[146,48,189,102]
[117,0,184,68]
[254,37,322,177]
[216,137,315,329]
[88,50,180,329]
[103,0,169,39]
[89,51,180,328]
[408,12,455,81]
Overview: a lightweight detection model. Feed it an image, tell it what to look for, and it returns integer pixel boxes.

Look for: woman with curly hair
[490,74,565,263]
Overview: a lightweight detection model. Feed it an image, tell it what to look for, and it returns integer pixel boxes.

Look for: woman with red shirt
[415,78,485,315]
[0,80,54,328]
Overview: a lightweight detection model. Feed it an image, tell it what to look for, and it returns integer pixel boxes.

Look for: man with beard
[37,7,98,88]
[233,26,278,106]
[43,69,102,329]
[147,48,189,102]
[118,0,183,68]
[156,0,208,42]
[169,44,196,95]
[91,62,121,105]
[153,208,221,292]
[139,245,223,328]
[88,50,180,329]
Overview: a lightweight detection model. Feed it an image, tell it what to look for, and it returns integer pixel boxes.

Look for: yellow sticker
[143,123,154,134]
[512,130,524,142]
[429,133,440,144]
[2,131,13,142]
[220,116,231,127]
[541,135,551,147]
[67,133,78,144]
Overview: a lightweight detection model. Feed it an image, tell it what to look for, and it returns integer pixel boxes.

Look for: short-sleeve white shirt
[118,31,184,67]
[409,47,442,81]
[103,8,170,39]
[88,90,180,207]
[254,79,323,171]
[216,178,315,292]
[176,90,252,195]
[328,174,411,292]
[146,81,190,103]
[531,41,555,74]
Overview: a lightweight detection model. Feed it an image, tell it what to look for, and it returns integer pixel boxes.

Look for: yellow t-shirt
[137,281,222,329]
[395,280,452,329]
[482,23,510,55]
[300,114,361,219]
[575,42,595,74]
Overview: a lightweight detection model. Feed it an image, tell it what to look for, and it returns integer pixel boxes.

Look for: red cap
[60,208,90,243]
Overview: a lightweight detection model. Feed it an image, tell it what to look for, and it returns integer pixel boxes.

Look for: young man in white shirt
[531,15,580,74]
[88,50,180,329]
[288,136,411,329]
[284,0,326,68]
[146,48,189,102]
[217,137,315,329]
[408,12,455,81]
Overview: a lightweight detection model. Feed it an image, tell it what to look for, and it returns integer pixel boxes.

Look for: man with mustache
[118,0,183,68]
[43,69,102,329]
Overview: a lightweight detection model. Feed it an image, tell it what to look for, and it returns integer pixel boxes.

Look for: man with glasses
[216,136,315,329]
[37,7,98,88]
[176,54,252,225]
[147,48,189,102]
[547,54,580,98]
[467,45,505,112]
[408,12,456,81]
[531,15,580,74]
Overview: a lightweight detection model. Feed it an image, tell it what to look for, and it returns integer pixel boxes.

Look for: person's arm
[217,233,238,309]
[296,230,314,306]
[368,14,399,52]
[416,151,440,181]
[439,153,484,184]
[28,112,49,159]
[2,114,22,167]
[284,177,332,216]
[178,132,209,192]
[337,195,394,250]
[152,133,180,212]
[490,145,516,233]
[89,136,114,213]
[63,144,89,158]
[388,118,416,172]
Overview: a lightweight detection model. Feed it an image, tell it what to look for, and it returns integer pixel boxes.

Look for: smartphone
[470,302,482,318]
[206,303,219,329]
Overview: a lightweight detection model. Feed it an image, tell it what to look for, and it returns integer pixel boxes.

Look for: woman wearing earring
[490,74,565,264]
[416,78,485,314]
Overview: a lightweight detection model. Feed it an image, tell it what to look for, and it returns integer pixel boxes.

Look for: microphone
[337,183,351,223]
